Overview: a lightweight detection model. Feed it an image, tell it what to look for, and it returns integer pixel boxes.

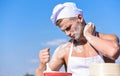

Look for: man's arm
[36,64,46,76]
[36,45,65,76]
[49,45,65,71]
[83,23,120,60]
[36,48,50,76]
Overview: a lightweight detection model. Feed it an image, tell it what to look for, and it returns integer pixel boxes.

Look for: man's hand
[36,48,50,76]
[83,22,96,38]
[39,48,50,65]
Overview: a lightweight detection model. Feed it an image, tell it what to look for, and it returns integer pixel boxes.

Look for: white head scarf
[50,2,83,24]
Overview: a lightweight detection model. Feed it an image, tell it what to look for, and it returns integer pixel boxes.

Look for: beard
[74,21,85,41]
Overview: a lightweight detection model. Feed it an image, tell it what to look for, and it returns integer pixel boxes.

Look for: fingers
[40,48,50,57]
[83,22,95,37]
[39,48,50,64]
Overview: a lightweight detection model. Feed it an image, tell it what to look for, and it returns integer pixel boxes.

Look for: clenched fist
[39,48,50,65]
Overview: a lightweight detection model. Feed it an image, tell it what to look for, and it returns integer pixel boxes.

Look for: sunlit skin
[36,14,120,76]
[74,21,84,40]
[59,18,84,41]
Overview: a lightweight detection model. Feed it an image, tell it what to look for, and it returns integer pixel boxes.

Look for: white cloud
[42,38,68,46]
[29,59,39,64]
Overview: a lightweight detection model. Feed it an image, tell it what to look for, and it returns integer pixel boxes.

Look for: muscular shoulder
[48,42,71,71]
[98,32,119,42]
[52,41,72,59]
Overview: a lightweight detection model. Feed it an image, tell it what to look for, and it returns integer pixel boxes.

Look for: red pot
[44,71,72,76]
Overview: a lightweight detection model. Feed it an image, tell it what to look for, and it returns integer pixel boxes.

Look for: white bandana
[50,2,83,24]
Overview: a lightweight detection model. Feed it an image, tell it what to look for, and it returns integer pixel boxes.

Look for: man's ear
[77,14,84,23]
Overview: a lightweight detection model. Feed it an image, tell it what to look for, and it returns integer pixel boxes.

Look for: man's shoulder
[52,41,72,59]
[57,42,71,50]
[98,32,119,41]
[54,40,72,53]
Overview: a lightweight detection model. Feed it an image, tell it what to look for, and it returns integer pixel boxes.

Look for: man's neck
[73,36,87,46]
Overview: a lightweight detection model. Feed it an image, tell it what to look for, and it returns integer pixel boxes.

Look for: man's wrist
[37,63,46,71]
[36,64,46,76]
[85,34,94,44]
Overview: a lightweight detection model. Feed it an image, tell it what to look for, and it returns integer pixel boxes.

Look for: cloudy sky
[0,0,120,76]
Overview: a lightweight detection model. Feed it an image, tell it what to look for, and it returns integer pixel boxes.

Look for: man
[36,2,120,76]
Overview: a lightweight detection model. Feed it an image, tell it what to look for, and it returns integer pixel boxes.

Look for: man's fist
[39,48,50,65]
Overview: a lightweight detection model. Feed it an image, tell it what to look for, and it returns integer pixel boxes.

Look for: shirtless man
[36,2,120,76]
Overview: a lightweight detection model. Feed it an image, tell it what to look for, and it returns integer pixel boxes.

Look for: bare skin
[36,14,120,76]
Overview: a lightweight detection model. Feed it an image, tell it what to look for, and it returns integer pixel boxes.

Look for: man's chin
[71,36,80,41]
[74,37,80,41]
[74,35,85,41]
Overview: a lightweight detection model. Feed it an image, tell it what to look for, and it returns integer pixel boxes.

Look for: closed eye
[66,25,71,31]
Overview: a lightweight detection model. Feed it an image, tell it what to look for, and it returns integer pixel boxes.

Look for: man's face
[58,18,84,41]
[74,21,84,40]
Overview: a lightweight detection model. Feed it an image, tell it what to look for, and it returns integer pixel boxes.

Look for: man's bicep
[49,46,65,71]
[49,55,64,71]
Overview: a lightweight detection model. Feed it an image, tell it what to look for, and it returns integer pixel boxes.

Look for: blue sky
[0,0,120,76]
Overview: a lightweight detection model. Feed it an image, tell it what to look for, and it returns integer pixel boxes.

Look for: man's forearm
[36,64,46,76]
[85,34,119,60]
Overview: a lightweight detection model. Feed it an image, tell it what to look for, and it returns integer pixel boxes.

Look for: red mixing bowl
[44,71,72,76]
